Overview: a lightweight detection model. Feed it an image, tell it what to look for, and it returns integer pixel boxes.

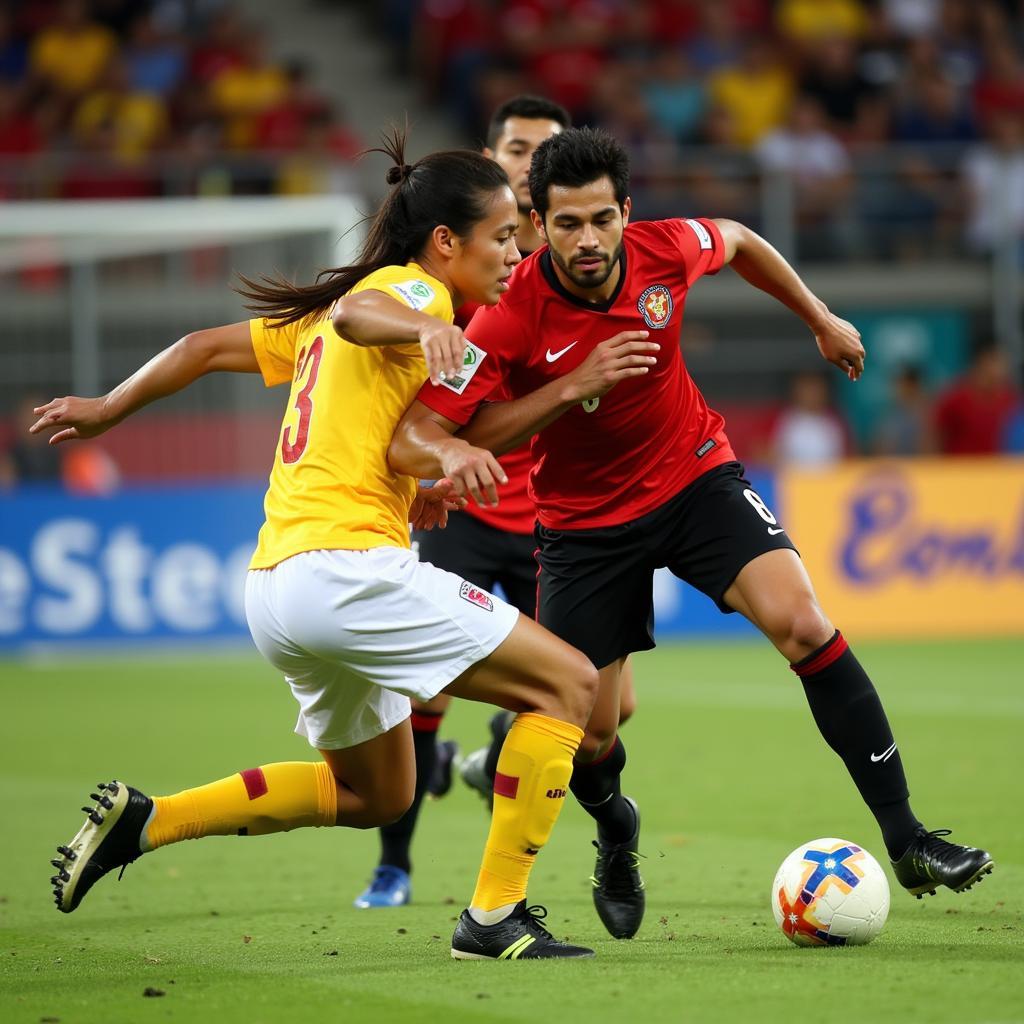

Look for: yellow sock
[144,761,337,850]
[471,712,583,912]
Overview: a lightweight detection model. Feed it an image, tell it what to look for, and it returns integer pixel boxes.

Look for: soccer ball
[771,837,890,947]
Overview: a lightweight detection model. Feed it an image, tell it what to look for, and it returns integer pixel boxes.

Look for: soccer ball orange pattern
[771,837,890,946]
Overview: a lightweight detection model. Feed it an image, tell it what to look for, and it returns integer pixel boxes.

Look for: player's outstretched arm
[333,290,465,385]
[714,219,865,381]
[389,402,508,508]
[30,321,259,445]
[458,330,659,454]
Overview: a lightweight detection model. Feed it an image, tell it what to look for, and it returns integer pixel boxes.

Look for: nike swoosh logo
[767,527,785,535]
[870,741,898,763]
[546,341,578,363]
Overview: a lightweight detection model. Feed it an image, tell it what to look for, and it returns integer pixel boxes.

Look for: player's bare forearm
[713,220,828,329]
[390,401,509,508]
[333,291,464,384]
[333,291,435,347]
[389,404,458,478]
[30,321,258,444]
[713,219,865,380]
[458,385,573,456]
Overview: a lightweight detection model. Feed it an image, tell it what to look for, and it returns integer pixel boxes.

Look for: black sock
[569,736,636,844]
[483,711,514,785]
[378,712,440,874]
[793,630,921,859]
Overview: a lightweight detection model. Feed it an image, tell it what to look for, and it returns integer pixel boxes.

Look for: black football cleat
[451,901,594,960]
[590,796,645,939]
[890,828,994,898]
[51,781,152,913]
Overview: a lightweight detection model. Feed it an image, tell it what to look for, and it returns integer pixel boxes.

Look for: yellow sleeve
[249,317,302,387]
[350,266,454,325]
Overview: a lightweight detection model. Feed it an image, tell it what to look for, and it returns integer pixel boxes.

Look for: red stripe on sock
[791,631,848,677]
[493,771,520,799]
[239,768,268,800]
[410,711,443,733]
[575,735,619,767]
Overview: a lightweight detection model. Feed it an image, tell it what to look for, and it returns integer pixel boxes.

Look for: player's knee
[526,650,598,727]
[370,785,414,827]
[562,655,600,727]
[782,602,833,660]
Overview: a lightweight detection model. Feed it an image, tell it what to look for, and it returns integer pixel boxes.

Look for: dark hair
[528,126,630,221]
[485,94,571,150]
[237,128,510,326]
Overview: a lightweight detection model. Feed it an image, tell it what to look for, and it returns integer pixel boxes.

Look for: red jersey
[419,218,736,530]
[934,380,1017,455]
[452,304,536,536]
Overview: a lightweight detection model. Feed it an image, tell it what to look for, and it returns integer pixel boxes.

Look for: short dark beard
[549,238,623,290]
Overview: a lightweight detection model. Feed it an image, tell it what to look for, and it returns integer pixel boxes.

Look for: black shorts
[413,512,538,617]
[534,462,797,669]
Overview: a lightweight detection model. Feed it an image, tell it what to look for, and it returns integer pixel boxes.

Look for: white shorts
[244,547,519,750]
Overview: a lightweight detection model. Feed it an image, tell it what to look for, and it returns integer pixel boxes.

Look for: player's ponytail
[237,128,509,327]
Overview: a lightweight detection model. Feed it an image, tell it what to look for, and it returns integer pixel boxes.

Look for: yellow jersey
[248,262,453,568]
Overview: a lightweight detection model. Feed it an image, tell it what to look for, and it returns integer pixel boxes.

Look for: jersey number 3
[281,336,324,464]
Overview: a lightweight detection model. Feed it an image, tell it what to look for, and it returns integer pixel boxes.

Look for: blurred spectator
[256,60,327,152]
[894,68,976,143]
[210,26,287,150]
[122,11,185,97]
[776,0,869,47]
[973,37,1024,124]
[29,0,117,97]
[686,1,745,73]
[798,34,879,133]
[934,345,1018,454]
[756,95,851,191]
[961,111,1024,256]
[771,371,849,466]
[0,7,28,82]
[72,59,168,161]
[756,95,852,257]
[708,37,793,146]
[188,5,243,84]
[642,48,706,143]
[882,0,942,39]
[872,365,938,454]
[274,105,362,196]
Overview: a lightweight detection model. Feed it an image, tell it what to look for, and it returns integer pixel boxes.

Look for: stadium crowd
[2,0,1022,261]
[384,0,1024,260]
[0,0,362,199]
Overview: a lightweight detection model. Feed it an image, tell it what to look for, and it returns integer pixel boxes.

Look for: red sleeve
[415,301,524,425]
[663,217,726,287]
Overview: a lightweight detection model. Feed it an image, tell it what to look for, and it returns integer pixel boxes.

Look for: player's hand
[559,331,660,403]
[29,396,113,444]
[419,321,466,387]
[409,478,467,531]
[813,312,865,382]
[437,440,508,508]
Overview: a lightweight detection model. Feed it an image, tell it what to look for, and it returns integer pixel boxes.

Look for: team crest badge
[638,284,673,329]
[459,580,493,612]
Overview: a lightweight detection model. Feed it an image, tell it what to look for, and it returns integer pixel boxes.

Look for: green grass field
[1,638,1021,1023]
